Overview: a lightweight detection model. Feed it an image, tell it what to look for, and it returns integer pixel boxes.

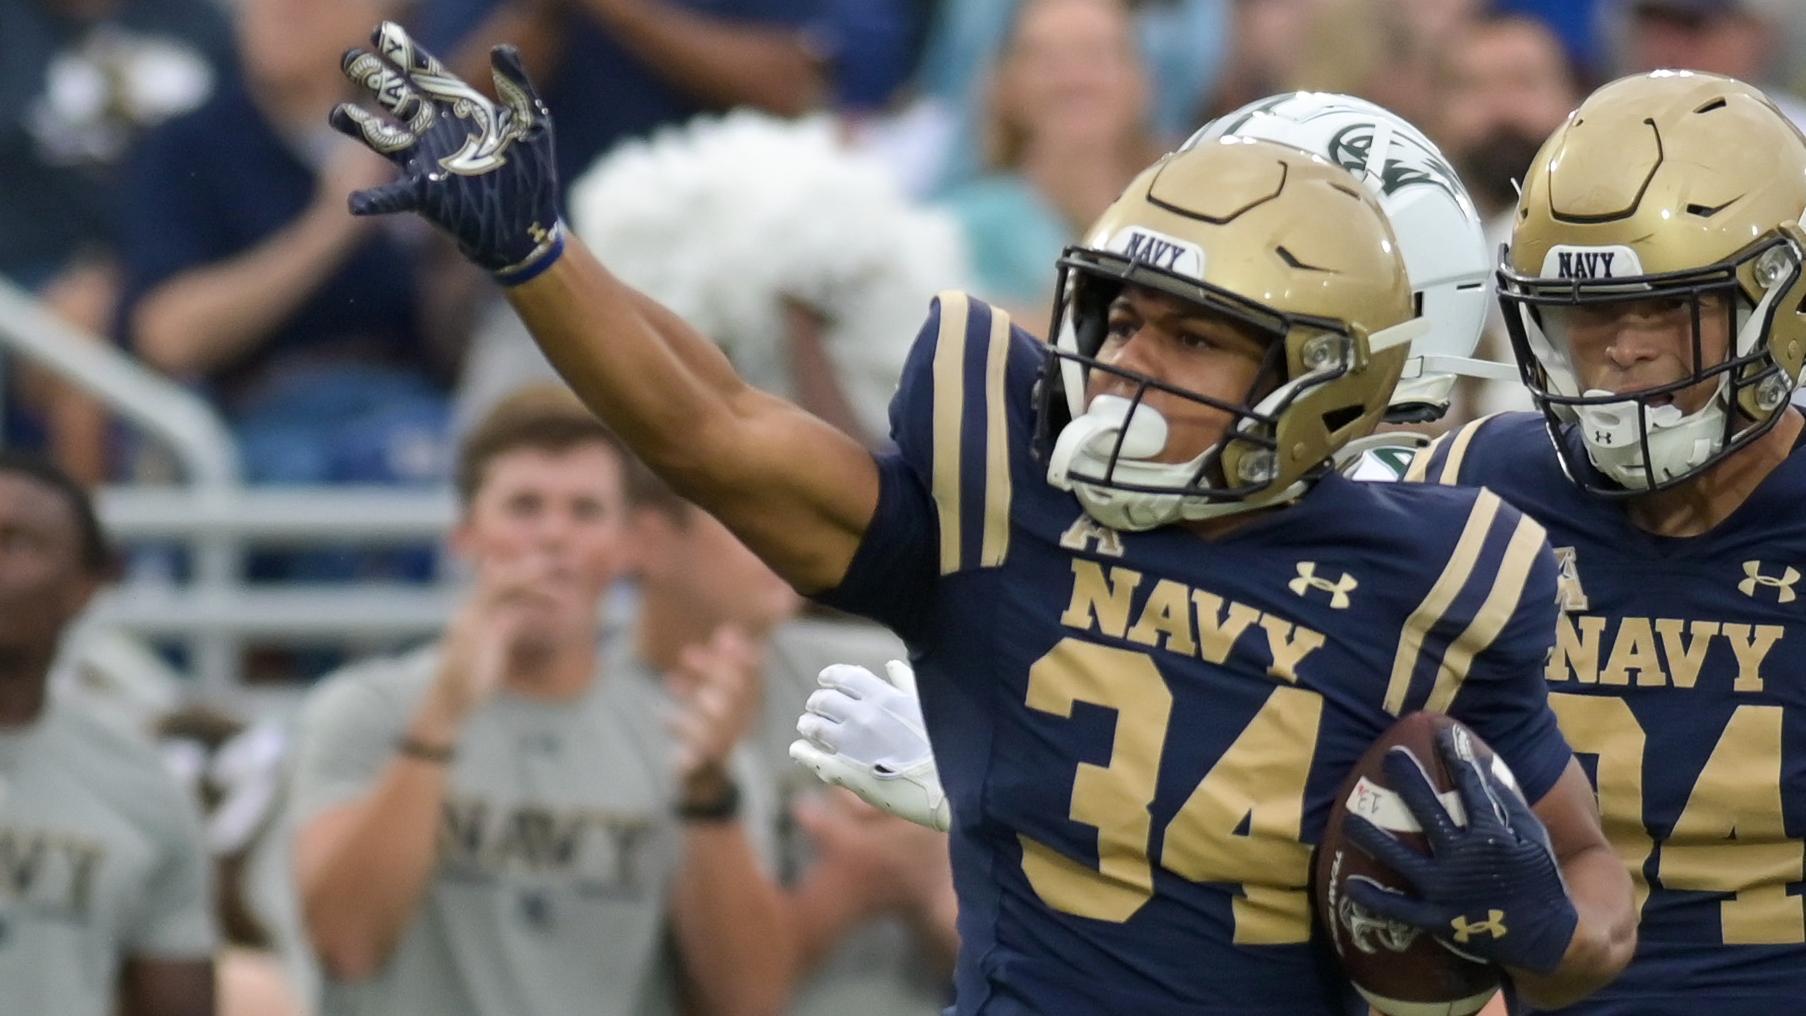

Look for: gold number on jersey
[1548,694,1652,917]
[1020,639,1172,922]
[1551,693,1803,944]
[1659,704,1803,944]
[1020,638,1321,941]
[1161,684,1321,943]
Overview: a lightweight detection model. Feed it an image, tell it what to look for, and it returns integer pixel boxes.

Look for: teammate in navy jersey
[1410,71,1806,1015]
[320,25,1634,1013]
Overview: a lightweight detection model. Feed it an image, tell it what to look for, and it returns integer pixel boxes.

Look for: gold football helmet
[1037,136,1427,531]
[1500,70,1806,495]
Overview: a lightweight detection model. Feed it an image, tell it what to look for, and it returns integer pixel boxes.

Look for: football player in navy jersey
[322,26,1634,1013]
[1403,71,1806,1015]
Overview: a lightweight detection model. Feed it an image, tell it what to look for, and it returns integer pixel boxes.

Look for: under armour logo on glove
[1449,910,1508,944]
[329,22,564,284]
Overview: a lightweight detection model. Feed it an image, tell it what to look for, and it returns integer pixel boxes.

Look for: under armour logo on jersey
[1739,560,1800,603]
[1450,910,1508,943]
[1290,562,1357,608]
[1059,515,1125,557]
[1552,547,1589,612]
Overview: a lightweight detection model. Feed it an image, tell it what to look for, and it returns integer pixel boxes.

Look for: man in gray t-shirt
[762,618,958,1016]
[291,639,682,1016]
[625,468,959,1015]
[291,385,788,1016]
[0,453,216,1016]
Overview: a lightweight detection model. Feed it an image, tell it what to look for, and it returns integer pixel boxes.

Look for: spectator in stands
[117,0,464,494]
[1435,12,1581,224]
[158,708,305,1016]
[459,110,970,448]
[628,455,959,1013]
[1494,0,1608,75]
[1255,0,1476,132]
[423,0,931,197]
[0,0,235,481]
[1616,0,1806,126]
[938,0,1160,319]
[291,385,790,1016]
[1194,0,1322,121]
[904,0,1225,195]
[0,451,216,1016]
[1433,13,1582,419]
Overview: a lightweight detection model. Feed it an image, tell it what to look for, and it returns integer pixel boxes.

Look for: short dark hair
[456,384,630,504]
[0,451,114,577]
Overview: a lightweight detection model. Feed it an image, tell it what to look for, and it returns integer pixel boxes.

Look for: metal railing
[0,278,454,702]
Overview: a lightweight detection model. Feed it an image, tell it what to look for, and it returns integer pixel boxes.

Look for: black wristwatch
[676,779,741,822]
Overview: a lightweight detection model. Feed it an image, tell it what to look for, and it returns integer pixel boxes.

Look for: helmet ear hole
[1321,405,1364,434]
[1071,277,1121,358]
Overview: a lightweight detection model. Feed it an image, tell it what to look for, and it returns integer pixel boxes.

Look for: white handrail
[0,279,249,696]
[0,278,241,486]
[97,486,456,540]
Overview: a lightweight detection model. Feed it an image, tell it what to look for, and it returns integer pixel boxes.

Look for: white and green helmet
[1187,93,1510,422]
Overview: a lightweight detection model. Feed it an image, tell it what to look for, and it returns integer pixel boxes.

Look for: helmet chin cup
[1046,396,1187,532]
[1047,395,1170,485]
[1573,389,1721,490]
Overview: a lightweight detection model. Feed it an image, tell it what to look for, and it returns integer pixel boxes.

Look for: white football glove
[789,660,951,832]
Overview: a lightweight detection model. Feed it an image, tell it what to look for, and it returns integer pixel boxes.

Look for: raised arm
[329,23,876,592]
[506,243,877,591]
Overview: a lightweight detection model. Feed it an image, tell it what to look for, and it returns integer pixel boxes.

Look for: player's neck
[1178,494,1298,541]
[0,649,51,728]
[1625,407,1804,538]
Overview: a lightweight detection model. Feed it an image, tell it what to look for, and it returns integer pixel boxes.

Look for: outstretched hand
[329,21,565,283]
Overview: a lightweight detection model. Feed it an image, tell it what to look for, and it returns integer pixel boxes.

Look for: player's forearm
[575,0,825,115]
[298,737,454,979]
[671,820,796,1015]
[1508,843,1636,1008]
[506,239,875,590]
[132,207,362,376]
[508,239,758,483]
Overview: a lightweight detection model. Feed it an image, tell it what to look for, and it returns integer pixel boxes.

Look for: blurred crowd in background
[4,0,1806,1013]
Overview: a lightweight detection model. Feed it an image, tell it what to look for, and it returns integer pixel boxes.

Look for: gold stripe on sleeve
[1423,512,1549,714]
[980,305,1014,567]
[1436,415,1500,486]
[1402,431,1451,484]
[932,292,971,575]
[1383,490,1503,714]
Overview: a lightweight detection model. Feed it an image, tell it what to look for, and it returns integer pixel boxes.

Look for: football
[1314,711,1505,1016]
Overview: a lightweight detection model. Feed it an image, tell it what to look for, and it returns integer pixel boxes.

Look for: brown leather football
[1314,711,1502,1016]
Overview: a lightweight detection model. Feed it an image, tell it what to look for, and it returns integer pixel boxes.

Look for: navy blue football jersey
[1413,412,1806,1015]
[816,294,1575,1015]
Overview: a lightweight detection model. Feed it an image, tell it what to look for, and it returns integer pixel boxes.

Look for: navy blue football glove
[328,22,564,285]
[1343,724,1577,975]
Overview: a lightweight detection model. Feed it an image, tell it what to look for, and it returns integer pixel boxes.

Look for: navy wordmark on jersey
[1415,413,1806,1014]
[816,293,1573,1015]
